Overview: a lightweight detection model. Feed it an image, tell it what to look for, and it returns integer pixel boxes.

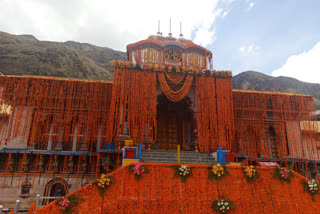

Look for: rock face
[0,31,126,81]
[233,71,320,110]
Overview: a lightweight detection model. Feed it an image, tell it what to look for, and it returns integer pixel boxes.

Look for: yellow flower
[107,178,111,182]
[218,173,221,177]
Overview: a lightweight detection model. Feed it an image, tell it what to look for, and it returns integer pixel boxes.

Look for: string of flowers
[111,60,232,78]
[172,165,193,182]
[211,197,236,213]
[128,162,149,180]
[243,165,259,181]
[208,163,229,180]
[302,179,319,201]
[55,194,82,214]
[273,166,294,183]
[94,174,115,197]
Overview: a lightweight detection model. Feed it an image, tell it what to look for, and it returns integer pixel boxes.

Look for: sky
[0,0,319,83]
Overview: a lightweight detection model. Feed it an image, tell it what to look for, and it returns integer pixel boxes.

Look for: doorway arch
[43,178,68,205]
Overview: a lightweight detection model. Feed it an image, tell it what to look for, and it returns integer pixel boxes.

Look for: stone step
[141,149,216,165]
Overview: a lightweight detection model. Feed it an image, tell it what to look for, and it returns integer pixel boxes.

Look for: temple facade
[0,35,319,211]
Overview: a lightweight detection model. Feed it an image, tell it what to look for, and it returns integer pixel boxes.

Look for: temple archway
[155,94,194,150]
[43,178,68,205]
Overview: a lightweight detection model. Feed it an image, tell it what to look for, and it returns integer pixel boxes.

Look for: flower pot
[125,149,136,159]
[225,152,235,162]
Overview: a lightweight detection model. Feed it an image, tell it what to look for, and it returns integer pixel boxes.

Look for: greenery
[243,165,259,182]
[208,163,229,181]
[94,174,115,197]
[273,166,294,183]
[211,197,236,213]
[301,179,319,201]
[171,165,193,183]
[128,163,150,180]
[55,194,83,214]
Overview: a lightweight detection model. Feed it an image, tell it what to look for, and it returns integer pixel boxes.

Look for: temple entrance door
[156,94,193,151]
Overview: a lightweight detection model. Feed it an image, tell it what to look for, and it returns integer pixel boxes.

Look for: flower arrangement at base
[128,162,149,180]
[208,163,229,180]
[211,197,236,213]
[172,164,193,182]
[94,174,115,197]
[243,165,259,181]
[55,194,82,214]
[273,166,294,183]
[302,179,319,201]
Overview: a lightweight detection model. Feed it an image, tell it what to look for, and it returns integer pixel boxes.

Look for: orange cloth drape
[35,164,320,214]
[107,68,157,143]
[158,72,193,102]
[232,90,318,161]
[196,76,234,152]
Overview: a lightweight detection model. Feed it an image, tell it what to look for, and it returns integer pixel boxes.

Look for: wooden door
[157,117,178,150]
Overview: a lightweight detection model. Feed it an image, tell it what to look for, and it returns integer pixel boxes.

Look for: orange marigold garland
[128,162,149,180]
[94,174,115,197]
[302,179,319,201]
[243,165,259,181]
[172,165,193,182]
[273,166,294,183]
[208,163,229,180]
[211,197,236,213]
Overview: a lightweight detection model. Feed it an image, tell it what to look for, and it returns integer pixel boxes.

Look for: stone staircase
[141,150,216,165]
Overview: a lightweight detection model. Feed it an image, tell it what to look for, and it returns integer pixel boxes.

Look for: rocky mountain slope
[0,31,126,81]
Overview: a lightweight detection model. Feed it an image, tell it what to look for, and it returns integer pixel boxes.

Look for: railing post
[177,145,180,163]
[138,143,142,162]
[0,205,3,214]
[36,194,40,210]
[14,200,20,214]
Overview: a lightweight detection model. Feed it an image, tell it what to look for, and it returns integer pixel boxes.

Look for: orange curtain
[196,76,234,152]
[106,68,157,144]
[158,72,193,102]
[0,76,112,150]
[232,90,318,162]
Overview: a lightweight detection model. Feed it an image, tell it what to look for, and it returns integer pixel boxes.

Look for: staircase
[141,150,216,165]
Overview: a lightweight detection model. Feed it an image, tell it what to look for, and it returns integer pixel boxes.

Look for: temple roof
[127,35,213,58]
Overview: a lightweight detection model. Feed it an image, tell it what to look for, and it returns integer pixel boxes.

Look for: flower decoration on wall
[243,165,259,181]
[273,166,294,183]
[111,60,232,78]
[211,197,236,213]
[55,194,82,214]
[302,179,319,201]
[94,174,115,197]
[128,162,150,180]
[172,165,193,182]
[208,163,229,180]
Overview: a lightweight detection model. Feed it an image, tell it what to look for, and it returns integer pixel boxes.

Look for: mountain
[0,32,319,110]
[0,31,126,81]
[232,71,320,110]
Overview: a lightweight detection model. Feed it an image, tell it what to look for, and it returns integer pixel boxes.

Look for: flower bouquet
[172,165,193,182]
[302,179,319,201]
[211,197,236,213]
[273,166,294,183]
[128,162,149,180]
[208,163,229,180]
[94,174,115,197]
[55,194,82,214]
[243,165,259,181]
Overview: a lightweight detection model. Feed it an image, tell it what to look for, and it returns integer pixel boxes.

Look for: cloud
[272,41,320,83]
[248,2,255,11]
[0,0,226,51]
[238,43,260,55]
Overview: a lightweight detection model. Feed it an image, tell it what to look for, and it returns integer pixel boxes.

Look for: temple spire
[157,20,162,36]
[179,21,183,39]
[168,18,172,37]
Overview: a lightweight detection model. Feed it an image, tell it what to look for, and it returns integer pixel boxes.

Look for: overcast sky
[0,0,320,83]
